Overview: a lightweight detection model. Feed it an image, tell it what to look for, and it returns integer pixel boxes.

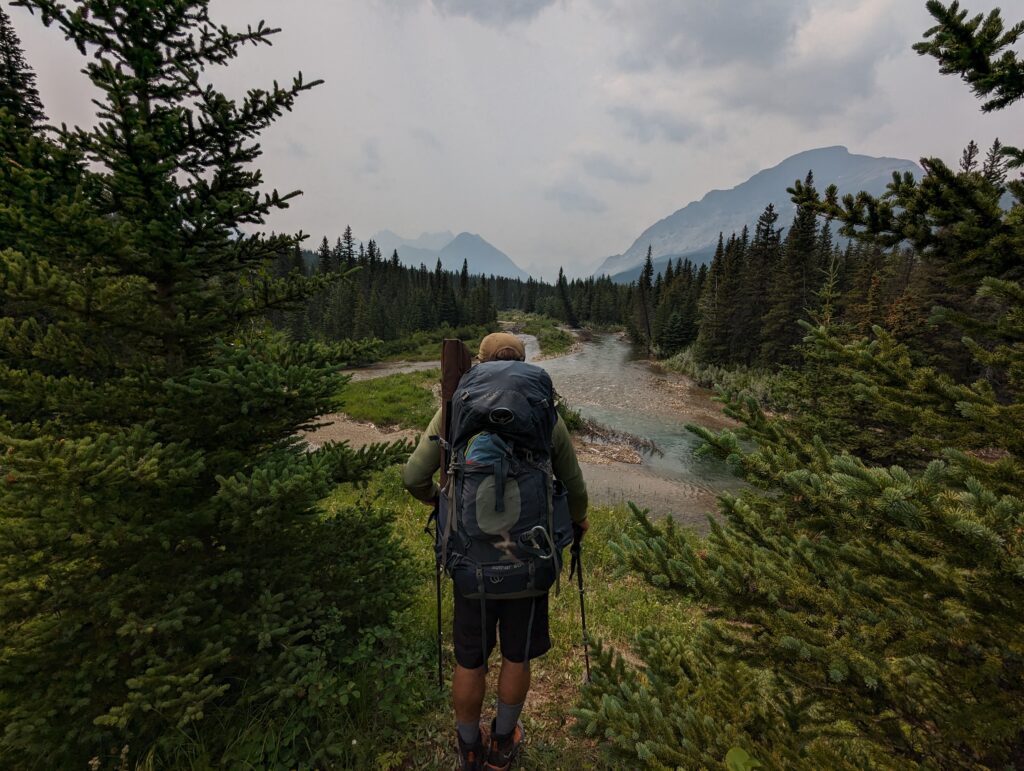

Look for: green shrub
[556,399,585,433]
[662,346,786,410]
[0,3,412,767]
[148,504,422,769]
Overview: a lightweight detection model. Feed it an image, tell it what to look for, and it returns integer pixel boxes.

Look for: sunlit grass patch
[337,368,439,430]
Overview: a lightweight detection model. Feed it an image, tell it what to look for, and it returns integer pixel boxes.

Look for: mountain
[373,229,454,262]
[594,146,923,282]
[438,232,529,279]
[370,229,529,279]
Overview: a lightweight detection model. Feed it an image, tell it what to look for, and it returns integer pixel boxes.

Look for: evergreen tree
[635,245,655,352]
[579,4,1024,766]
[341,224,356,267]
[959,137,980,172]
[332,236,345,270]
[658,310,688,356]
[0,3,408,766]
[759,172,820,365]
[290,241,307,276]
[731,204,781,365]
[556,266,580,328]
[316,234,334,273]
[694,233,728,363]
[0,3,45,129]
[982,137,1008,184]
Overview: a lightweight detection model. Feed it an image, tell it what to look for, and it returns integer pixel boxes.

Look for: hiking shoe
[457,729,485,771]
[483,719,524,770]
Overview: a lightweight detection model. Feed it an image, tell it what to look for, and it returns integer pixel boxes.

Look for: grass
[379,324,497,362]
[323,468,695,770]
[337,368,440,430]
[662,346,786,410]
[501,312,576,357]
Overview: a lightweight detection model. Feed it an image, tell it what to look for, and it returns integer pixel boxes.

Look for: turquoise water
[533,334,742,497]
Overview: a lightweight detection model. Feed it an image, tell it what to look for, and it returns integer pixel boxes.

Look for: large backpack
[436,360,573,601]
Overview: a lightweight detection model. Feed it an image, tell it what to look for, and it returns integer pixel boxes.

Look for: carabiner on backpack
[517,524,556,561]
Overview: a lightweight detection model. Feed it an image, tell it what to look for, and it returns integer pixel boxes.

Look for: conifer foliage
[0,3,44,129]
[0,2,408,766]
[578,2,1024,767]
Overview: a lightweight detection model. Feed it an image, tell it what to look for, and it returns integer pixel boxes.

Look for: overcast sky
[12,0,1021,279]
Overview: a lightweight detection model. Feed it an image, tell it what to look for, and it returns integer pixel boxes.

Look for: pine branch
[915,1,1024,112]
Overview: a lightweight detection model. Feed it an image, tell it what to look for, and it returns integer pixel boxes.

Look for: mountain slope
[595,146,923,280]
[373,229,454,263]
[370,229,529,279]
[438,233,529,279]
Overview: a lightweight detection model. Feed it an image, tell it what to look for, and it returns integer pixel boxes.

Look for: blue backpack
[436,360,573,600]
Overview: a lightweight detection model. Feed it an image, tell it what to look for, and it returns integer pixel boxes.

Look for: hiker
[403,331,589,771]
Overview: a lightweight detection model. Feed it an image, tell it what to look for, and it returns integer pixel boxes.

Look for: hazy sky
[12,0,1022,279]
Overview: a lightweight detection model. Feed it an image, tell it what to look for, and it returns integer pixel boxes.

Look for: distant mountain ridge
[371,229,529,279]
[595,146,923,282]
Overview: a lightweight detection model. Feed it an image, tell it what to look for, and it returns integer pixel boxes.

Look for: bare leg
[497,657,530,706]
[453,664,487,724]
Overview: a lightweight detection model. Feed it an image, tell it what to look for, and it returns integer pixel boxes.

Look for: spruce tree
[0,3,44,129]
[694,232,746,365]
[557,266,580,328]
[0,2,408,766]
[731,204,781,365]
[959,137,980,172]
[316,234,334,273]
[658,311,688,356]
[341,224,356,267]
[578,3,1024,767]
[635,245,655,351]
[760,172,820,366]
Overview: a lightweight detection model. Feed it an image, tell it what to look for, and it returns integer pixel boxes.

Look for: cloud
[578,151,650,185]
[357,138,382,176]
[429,0,558,25]
[598,0,809,72]
[718,1,905,126]
[600,0,906,126]
[608,106,699,144]
[544,180,607,213]
[410,127,444,152]
[286,141,309,159]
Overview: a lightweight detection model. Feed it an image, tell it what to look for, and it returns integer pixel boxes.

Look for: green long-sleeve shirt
[402,408,589,523]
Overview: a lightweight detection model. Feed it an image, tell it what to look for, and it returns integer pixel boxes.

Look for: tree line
[268,232,498,343]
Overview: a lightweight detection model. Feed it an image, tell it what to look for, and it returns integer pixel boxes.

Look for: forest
[1,0,1022,768]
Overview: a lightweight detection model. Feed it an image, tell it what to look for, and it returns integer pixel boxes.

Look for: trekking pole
[435,339,471,690]
[435,556,443,688]
[570,523,591,682]
[425,501,444,689]
[430,500,444,689]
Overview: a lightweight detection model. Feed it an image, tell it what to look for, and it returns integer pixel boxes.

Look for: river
[530,333,741,530]
[319,331,742,531]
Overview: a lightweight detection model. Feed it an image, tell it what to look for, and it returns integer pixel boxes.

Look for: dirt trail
[301,415,419,451]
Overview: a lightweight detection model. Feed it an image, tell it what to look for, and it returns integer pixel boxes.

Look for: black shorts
[453,587,551,670]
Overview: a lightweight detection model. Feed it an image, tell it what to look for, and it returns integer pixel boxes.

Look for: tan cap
[478,332,526,362]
